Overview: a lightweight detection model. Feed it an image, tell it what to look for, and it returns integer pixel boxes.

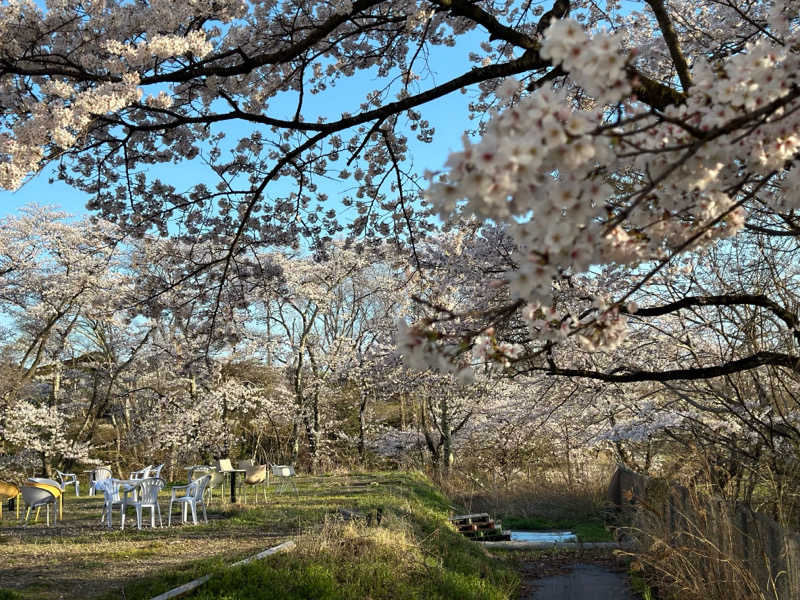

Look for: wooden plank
[150,540,296,600]
[231,540,296,567]
[449,513,489,522]
[149,575,212,600]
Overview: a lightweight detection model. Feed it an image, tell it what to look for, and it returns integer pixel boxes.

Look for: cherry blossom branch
[625,293,800,346]
[644,0,692,91]
[543,351,800,382]
[429,0,538,50]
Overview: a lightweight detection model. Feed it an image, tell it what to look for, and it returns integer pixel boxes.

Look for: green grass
[500,515,613,542]
[154,472,518,600]
[572,520,613,542]
[2,472,519,600]
[630,573,658,600]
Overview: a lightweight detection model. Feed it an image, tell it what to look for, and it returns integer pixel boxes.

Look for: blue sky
[0,9,491,224]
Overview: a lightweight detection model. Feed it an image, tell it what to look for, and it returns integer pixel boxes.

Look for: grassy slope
[188,472,519,600]
[0,472,518,600]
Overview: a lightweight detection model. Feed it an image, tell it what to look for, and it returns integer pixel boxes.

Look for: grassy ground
[0,472,518,600]
[500,515,612,542]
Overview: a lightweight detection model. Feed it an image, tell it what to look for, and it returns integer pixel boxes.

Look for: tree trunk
[420,398,443,480]
[41,452,52,478]
[440,395,452,479]
[290,419,300,463]
[305,393,321,473]
[358,389,368,462]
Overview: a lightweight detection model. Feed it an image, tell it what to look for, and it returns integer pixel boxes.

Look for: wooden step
[451,512,508,542]
[449,513,489,525]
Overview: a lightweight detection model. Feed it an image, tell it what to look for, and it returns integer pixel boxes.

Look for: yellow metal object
[0,481,21,520]
[29,482,63,520]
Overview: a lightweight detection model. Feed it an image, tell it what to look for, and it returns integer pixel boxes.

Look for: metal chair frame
[270,464,299,495]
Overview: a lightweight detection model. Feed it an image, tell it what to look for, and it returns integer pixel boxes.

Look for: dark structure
[536,0,571,35]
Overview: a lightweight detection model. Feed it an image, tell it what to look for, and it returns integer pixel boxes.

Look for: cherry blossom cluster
[471,328,523,368]
[423,9,800,368]
[0,399,92,469]
[0,74,142,190]
[539,19,630,104]
[522,298,630,352]
[396,321,475,382]
[103,31,214,71]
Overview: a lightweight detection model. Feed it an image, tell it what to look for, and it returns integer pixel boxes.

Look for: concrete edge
[478,541,635,550]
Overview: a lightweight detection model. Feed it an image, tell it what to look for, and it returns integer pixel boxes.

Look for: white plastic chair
[129,465,153,480]
[186,464,212,481]
[191,468,225,505]
[88,467,112,496]
[121,477,164,530]
[55,470,79,496]
[206,470,226,504]
[97,478,124,528]
[271,465,298,495]
[168,474,210,525]
[21,486,58,526]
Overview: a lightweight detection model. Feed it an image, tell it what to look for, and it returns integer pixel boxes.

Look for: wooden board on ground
[450,512,509,541]
[150,540,296,600]
[449,513,489,524]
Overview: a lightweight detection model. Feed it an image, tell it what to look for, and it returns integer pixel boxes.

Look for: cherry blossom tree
[6,1,800,505]
[240,243,405,469]
[2,0,800,385]
[0,206,134,475]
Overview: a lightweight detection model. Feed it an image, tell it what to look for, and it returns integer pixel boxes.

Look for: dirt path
[525,563,637,599]
[509,549,639,600]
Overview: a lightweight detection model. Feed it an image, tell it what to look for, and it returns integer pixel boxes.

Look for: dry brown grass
[445,469,612,527]
[1,529,274,599]
[621,473,795,600]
